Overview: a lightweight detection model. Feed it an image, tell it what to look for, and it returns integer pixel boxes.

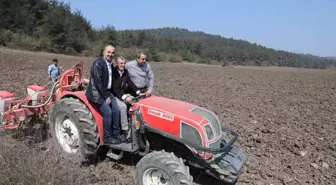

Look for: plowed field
[0,48,335,185]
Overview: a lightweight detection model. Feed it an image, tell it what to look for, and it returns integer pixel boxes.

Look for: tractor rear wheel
[135,150,193,185]
[48,97,99,163]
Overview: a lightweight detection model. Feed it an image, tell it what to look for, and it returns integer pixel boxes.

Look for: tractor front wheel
[48,97,99,163]
[135,151,193,185]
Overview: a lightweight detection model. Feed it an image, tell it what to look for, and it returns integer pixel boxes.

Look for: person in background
[112,56,140,138]
[47,58,62,82]
[85,45,127,144]
[125,52,155,97]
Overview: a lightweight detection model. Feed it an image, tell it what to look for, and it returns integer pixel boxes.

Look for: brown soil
[0,48,335,185]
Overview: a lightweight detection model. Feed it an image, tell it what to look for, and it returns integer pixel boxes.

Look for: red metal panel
[0,91,15,99]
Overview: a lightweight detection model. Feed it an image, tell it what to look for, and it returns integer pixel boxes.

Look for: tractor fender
[60,91,104,143]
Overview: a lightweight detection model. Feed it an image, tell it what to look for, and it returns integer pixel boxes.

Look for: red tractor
[0,61,246,185]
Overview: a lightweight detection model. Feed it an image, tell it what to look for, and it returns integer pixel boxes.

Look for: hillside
[118,27,336,69]
[0,0,335,69]
[325,56,336,60]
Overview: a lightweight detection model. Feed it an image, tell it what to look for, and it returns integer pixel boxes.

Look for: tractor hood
[136,96,204,124]
[136,96,223,152]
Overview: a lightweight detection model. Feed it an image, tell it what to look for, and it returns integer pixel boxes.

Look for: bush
[64,46,78,55]
[37,37,52,52]
[168,54,183,63]
[117,47,137,61]
[0,29,15,46]
[197,58,211,64]
[80,50,91,57]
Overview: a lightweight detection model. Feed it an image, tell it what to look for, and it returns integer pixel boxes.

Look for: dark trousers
[96,95,120,139]
[138,86,148,93]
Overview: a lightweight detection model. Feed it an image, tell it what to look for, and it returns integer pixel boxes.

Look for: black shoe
[122,129,131,139]
[114,134,128,143]
[104,137,121,145]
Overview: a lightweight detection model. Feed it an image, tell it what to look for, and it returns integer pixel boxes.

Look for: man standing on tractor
[47,58,62,82]
[112,56,140,139]
[125,51,155,97]
[85,45,127,144]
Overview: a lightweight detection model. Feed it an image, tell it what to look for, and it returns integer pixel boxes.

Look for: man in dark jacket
[85,45,127,144]
[112,56,139,138]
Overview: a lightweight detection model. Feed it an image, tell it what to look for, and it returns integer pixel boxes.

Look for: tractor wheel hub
[143,168,173,185]
[55,117,80,154]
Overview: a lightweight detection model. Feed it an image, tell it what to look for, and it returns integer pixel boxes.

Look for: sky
[62,0,335,57]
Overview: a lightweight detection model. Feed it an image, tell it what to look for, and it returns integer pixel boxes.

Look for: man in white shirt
[125,52,155,97]
[85,45,127,144]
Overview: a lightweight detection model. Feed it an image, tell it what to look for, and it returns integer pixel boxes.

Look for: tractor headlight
[181,121,203,146]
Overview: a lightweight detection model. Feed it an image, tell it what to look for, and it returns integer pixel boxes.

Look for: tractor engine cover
[0,91,15,123]
[135,96,224,158]
[27,85,47,105]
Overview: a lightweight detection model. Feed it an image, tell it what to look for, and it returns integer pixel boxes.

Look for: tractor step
[106,149,124,160]
[97,141,139,161]
[108,141,139,152]
[99,141,139,153]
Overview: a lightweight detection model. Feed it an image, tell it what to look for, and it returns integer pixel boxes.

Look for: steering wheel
[131,92,147,103]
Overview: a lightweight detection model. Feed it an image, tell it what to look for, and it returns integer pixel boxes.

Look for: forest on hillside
[1,0,335,69]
